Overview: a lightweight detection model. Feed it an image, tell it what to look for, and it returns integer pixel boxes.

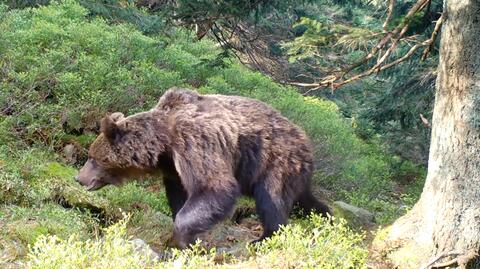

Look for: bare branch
[341,0,429,76]
[287,82,323,88]
[375,23,409,66]
[331,39,430,89]
[421,11,445,61]
[287,0,442,92]
[382,0,396,30]
[431,257,458,268]
[420,113,430,128]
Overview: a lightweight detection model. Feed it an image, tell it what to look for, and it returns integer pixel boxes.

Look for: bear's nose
[74,175,81,183]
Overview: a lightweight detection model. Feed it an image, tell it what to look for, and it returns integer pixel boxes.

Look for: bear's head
[75,111,171,191]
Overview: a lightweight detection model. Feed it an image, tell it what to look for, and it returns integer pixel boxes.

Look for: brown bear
[76,87,331,248]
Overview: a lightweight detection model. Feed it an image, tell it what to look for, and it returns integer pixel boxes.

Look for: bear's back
[157,88,312,152]
[158,88,289,129]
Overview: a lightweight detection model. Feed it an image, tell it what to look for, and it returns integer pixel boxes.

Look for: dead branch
[341,0,429,76]
[335,38,426,85]
[431,257,458,268]
[421,11,445,61]
[382,0,396,30]
[331,1,436,87]
[331,38,430,89]
[293,37,430,90]
[288,0,442,91]
[374,23,409,66]
[287,81,323,88]
[420,113,430,128]
[293,38,430,91]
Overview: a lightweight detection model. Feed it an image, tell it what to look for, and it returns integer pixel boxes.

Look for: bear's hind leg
[296,189,332,218]
[252,180,290,242]
[172,188,239,249]
[163,177,188,220]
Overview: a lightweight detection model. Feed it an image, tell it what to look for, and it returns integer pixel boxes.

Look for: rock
[333,201,375,227]
[0,239,26,269]
[63,144,77,164]
[215,243,249,262]
[127,210,172,250]
[130,238,161,261]
[199,219,261,250]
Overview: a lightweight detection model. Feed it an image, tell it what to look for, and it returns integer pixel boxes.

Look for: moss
[30,162,110,213]
[99,181,171,217]
[235,197,256,209]
[370,225,422,268]
[386,243,422,269]
[58,134,97,148]
[0,203,97,245]
[333,203,361,227]
[126,209,173,250]
[372,226,392,245]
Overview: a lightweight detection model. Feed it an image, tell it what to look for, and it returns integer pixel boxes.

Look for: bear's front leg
[170,189,239,249]
[163,176,188,220]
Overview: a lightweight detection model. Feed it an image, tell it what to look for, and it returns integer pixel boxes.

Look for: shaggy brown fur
[76,87,331,248]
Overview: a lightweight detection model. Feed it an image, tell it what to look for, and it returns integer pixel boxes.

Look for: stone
[130,238,161,261]
[333,201,375,227]
[63,144,77,164]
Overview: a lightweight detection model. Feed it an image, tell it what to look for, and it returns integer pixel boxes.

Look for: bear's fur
[76,87,331,248]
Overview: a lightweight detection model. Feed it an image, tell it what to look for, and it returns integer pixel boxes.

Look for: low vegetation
[27,215,368,269]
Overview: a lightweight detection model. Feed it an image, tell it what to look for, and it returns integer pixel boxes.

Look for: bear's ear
[110,112,125,123]
[100,115,123,143]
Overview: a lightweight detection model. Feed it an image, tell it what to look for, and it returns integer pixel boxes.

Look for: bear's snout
[74,174,89,187]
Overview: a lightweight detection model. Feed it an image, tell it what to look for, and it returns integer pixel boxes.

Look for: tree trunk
[376,0,480,268]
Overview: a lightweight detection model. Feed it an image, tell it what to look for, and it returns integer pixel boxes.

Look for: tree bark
[377,0,480,268]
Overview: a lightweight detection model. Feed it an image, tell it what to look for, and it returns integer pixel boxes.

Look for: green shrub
[0,0,180,145]
[27,214,368,269]
[251,215,368,269]
[27,216,157,269]
[0,148,58,205]
[0,146,171,223]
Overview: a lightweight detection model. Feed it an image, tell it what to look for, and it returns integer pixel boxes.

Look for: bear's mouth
[86,179,107,191]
